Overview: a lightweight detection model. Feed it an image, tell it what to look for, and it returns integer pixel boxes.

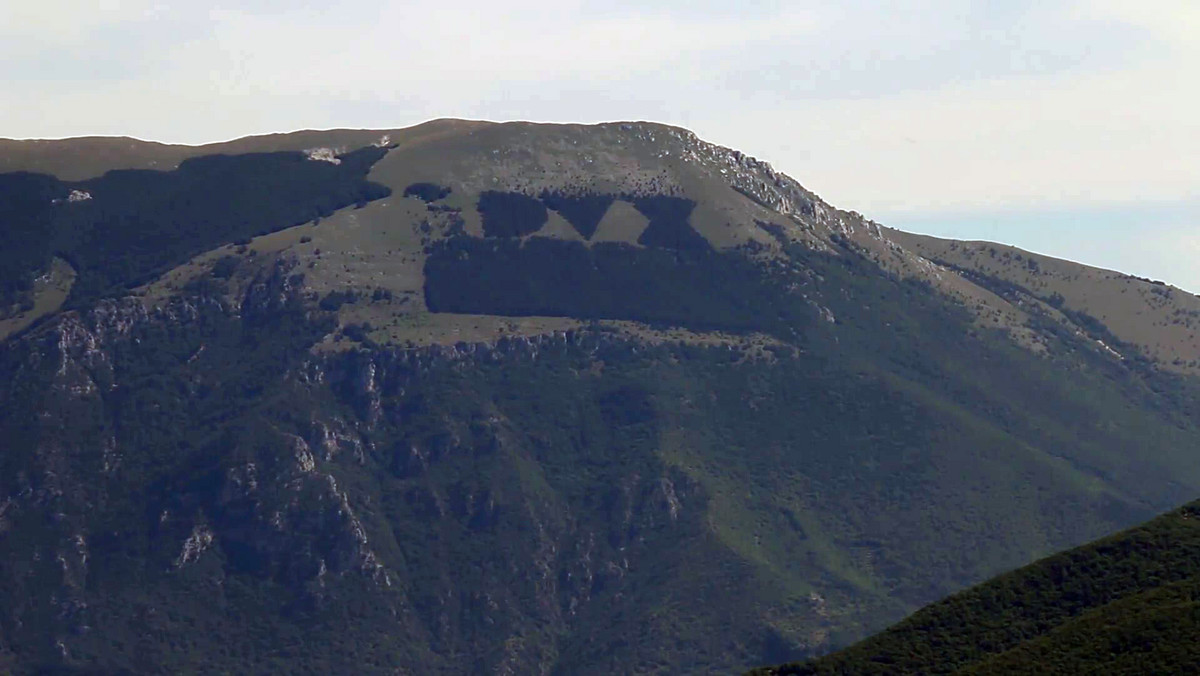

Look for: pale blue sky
[2,1,1197,290]
[884,199,1200,288]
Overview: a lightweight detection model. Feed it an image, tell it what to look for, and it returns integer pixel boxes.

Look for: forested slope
[752,500,1200,675]
[2,121,1200,673]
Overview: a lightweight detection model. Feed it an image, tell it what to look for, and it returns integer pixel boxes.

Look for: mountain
[2,120,1199,674]
[887,229,1200,376]
[751,498,1200,675]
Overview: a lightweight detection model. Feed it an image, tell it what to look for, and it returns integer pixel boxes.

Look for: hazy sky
[3,1,1197,289]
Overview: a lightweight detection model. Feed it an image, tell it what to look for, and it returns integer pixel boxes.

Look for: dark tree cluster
[210,255,242,279]
[474,189,707,251]
[0,173,70,312]
[755,220,788,244]
[0,146,391,310]
[319,290,359,312]
[756,499,1200,676]
[477,191,548,238]
[341,321,375,346]
[538,190,615,239]
[403,182,452,202]
[423,236,811,335]
[626,195,709,252]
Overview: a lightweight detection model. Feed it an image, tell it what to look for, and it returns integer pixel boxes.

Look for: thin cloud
[1,1,1195,216]
[200,4,820,96]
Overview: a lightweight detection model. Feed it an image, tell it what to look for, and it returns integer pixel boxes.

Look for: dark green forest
[0,146,389,312]
[751,500,1200,675]
[423,236,811,334]
[6,216,1200,671]
[538,190,614,239]
[5,135,1200,672]
[473,190,708,249]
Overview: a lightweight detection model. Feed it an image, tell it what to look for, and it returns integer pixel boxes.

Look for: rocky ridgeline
[610,122,894,243]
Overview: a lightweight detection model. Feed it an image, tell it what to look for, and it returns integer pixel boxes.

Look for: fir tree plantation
[3,121,1200,673]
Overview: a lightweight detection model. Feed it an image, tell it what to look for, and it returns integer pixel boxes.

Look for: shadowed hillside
[2,120,1200,673]
[751,499,1200,675]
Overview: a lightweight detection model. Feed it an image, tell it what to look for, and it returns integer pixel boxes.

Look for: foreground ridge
[752,499,1200,675]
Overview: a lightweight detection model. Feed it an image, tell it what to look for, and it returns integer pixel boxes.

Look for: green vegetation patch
[752,501,1200,675]
[477,190,548,237]
[422,236,813,334]
[629,195,709,252]
[0,145,390,310]
[539,190,615,240]
[0,173,71,314]
[403,182,452,202]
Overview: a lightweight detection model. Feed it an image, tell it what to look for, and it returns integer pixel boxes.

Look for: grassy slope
[15,120,1198,375]
[0,145,391,316]
[0,121,480,181]
[0,257,75,340]
[10,224,1200,673]
[5,122,1200,672]
[752,501,1200,675]
[890,229,1200,376]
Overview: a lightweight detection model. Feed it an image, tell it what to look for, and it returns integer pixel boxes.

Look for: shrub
[403,183,452,202]
[319,290,358,312]
[210,255,241,279]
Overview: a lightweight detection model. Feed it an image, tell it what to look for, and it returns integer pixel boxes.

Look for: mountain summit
[2,120,1200,674]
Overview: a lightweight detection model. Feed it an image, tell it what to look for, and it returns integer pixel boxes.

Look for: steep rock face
[0,265,430,671]
[0,281,770,673]
[4,239,1200,673]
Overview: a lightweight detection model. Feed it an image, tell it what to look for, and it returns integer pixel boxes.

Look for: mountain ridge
[12,118,1192,367]
[2,121,1199,673]
[9,118,1186,377]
